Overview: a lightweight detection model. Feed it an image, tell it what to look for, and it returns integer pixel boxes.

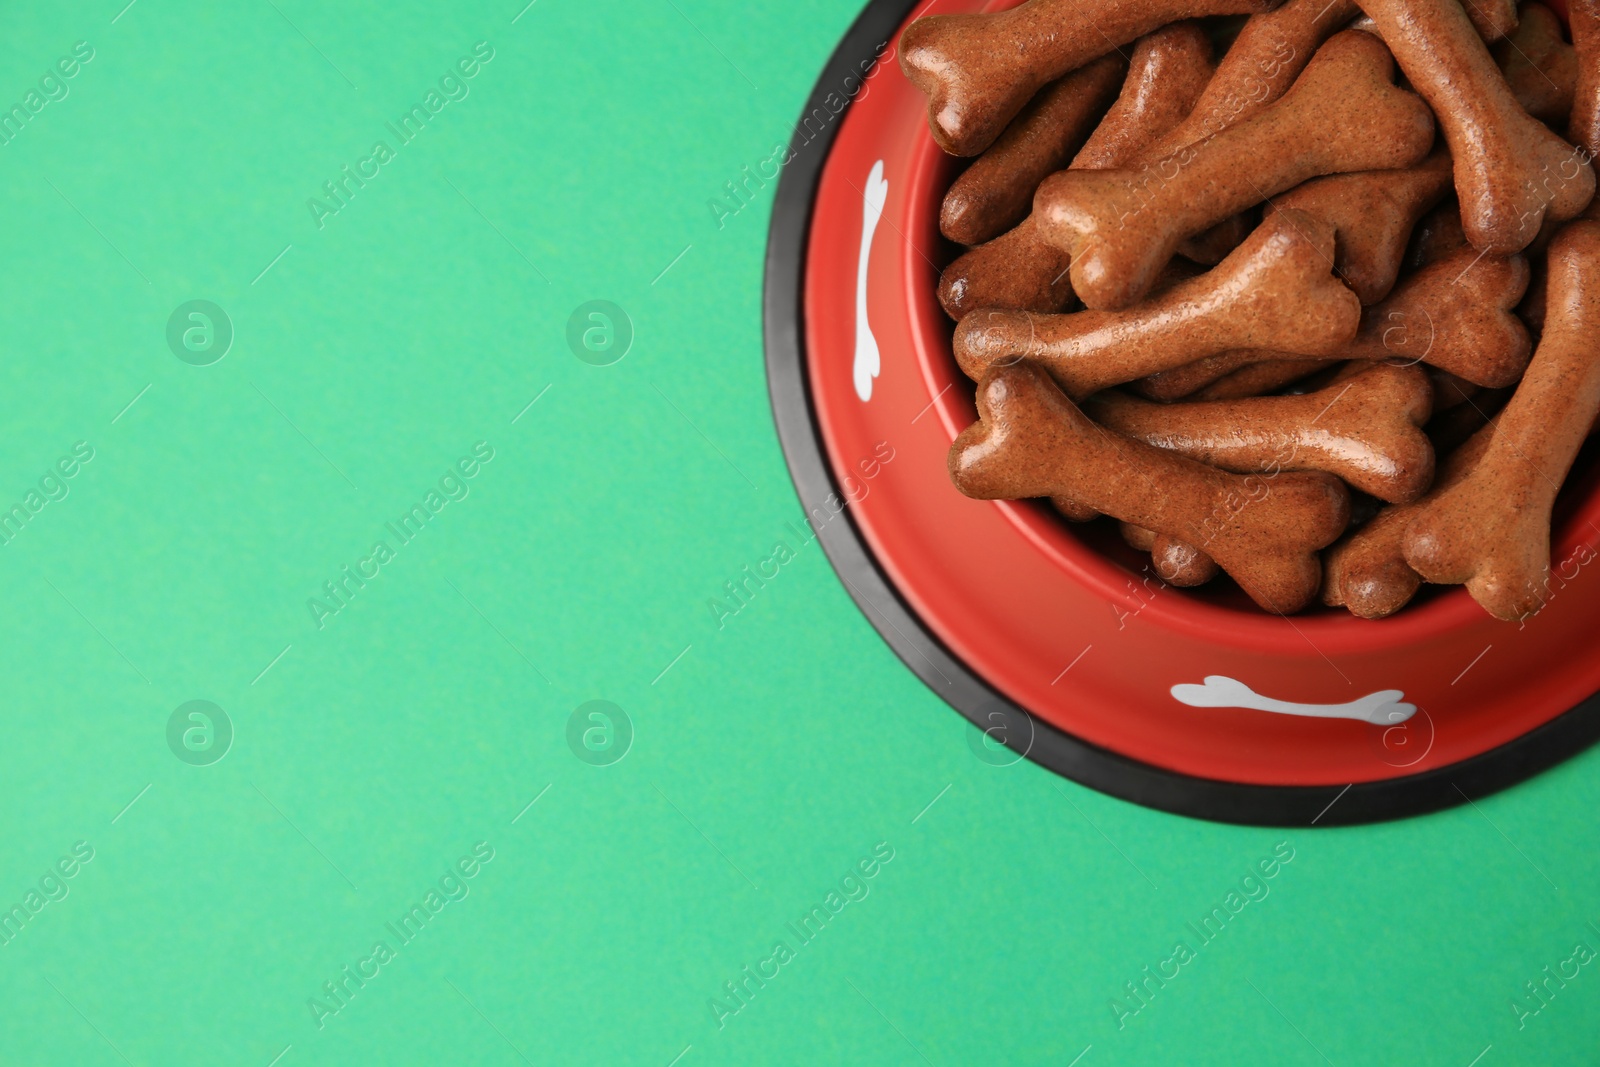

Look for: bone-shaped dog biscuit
[1132,0,1359,166]
[958,1,1349,303]
[1194,358,1335,401]
[950,363,1349,612]
[1494,3,1577,124]
[1108,0,1353,270]
[1144,242,1530,397]
[1151,533,1221,586]
[1119,523,1219,586]
[938,24,1216,320]
[940,231,1204,325]
[1355,0,1596,254]
[1401,221,1600,621]
[936,9,1346,319]
[1035,30,1435,309]
[1052,498,1099,522]
[955,210,1359,397]
[1339,245,1531,386]
[898,0,1277,157]
[1323,422,1493,617]
[1073,22,1216,171]
[1087,364,1435,502]
[1464,0,1519,43]
[940,54,1126,246]
[1269,150,1454,305]
[937,223,1076,321]
[1570,0,1600,161]
[1131,348,1315,401]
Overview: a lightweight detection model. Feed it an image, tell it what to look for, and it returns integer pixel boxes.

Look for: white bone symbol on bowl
[854,159,888,402]
[1170,676,1416,724]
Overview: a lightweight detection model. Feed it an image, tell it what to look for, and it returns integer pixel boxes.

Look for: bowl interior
[907,104,1600,651]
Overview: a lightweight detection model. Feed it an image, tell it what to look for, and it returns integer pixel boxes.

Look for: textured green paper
[0,1,1595,1064]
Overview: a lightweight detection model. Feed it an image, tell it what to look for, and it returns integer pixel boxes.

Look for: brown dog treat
[1137,242,1527,397]
[1356,4,1519,46]
[1135,350,1288,401]
[940,55,1126,246]
[1145,345,1359,401]
[1132,0,1358,269]
[1572,0,1600,159]
[1086,364,1435,502]
[938,26,1218,320]
[898,0,1277,158]
[1269,149,1454,304]
[1322,422,1494,616]
[1463,0,1520,42]
[1118,524,1218,585]
[1035,31,1434,310]
[1074,23,1217,170]
[1406,201,1470,269]
[1494,3,1577,123]
[955,210,1360,397]
[950,363,1350,613]
[1134,0,1360,165]
[1402,221,1600,620]
[1193,358,1336,400]
[1151,534,1221,586]
[1339,245,1532,386]
[938,238,1204,326]
[1355,0,1595,254]
[938,224,1076,320]
[1131,352,1289,394]
[1052,497,1099,522]
[1039,261,1245,520]
[1322,358,1384,385]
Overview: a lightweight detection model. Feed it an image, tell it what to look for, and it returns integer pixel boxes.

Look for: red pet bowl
[764,0,1600,823]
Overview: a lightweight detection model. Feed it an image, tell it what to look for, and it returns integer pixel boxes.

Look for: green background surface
[0,1,1595,1064]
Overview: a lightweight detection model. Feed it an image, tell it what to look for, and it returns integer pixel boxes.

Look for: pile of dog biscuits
[901,0,1600,619]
